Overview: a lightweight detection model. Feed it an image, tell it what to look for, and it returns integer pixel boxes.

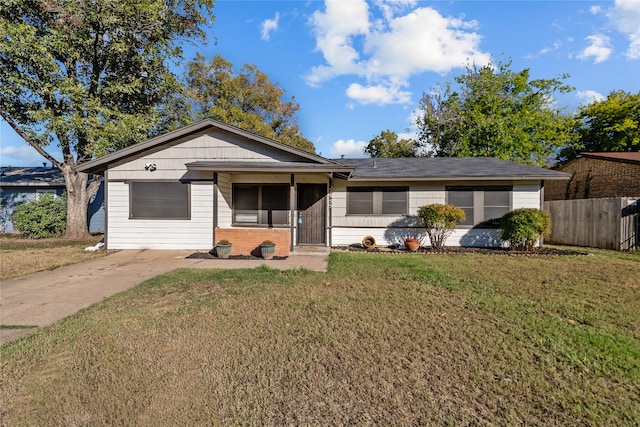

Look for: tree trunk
[60,164,101,239]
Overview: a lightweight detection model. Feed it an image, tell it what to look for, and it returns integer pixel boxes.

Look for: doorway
[297,184,327,245]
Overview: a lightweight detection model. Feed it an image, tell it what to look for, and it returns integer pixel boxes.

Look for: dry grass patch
[1,250,639,425]
[0,236,108,280]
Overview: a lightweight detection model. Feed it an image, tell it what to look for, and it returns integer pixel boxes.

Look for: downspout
[328,173,333,248]
[213,172,218,246]
[290,173,295,252]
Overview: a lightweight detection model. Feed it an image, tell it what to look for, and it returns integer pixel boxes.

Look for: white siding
[331,180,440,228]
[108,131,306,181]
[331,227,428,247]
[217,173,233,228]
[512,182,541,209]
[107,181,213,250]
[329,180,542,248]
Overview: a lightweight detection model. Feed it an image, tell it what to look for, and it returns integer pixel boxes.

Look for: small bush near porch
[1,250,639,424]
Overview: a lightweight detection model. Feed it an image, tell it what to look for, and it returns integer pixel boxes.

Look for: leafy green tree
[183,53,315,153]
[364,130,418,158]
[417,60,576,166]
[559,90,640,161]
[12,194,67,238]
[0,0,214,238]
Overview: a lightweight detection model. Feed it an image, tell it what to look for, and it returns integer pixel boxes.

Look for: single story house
[77,119,570,255]
[0,166,105,234]
[545,152,640,201]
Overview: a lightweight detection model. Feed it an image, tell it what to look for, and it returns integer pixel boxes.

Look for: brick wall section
[545,157,640,201]
[215,228,291,256]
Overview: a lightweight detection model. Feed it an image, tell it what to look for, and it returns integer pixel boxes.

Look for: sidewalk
[1,250,328,343]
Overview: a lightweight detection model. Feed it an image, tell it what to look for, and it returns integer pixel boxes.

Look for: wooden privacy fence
[543,197,639,250]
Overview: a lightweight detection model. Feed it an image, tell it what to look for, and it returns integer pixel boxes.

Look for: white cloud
[578,34,612,63]
[364,7,489,78]
[608,0,640,59]
[328,139,367,158]
[306,0,370,86]
[0,145,51,166]
[346,83,411,105]
[539,40,562,56]
[306,1,491,106]
[589,5,602,15]
[374,0,417,22]
[261,12,280,41]
[577,90,606,104]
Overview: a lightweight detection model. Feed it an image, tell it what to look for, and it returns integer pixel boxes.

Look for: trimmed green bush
[417,204,466,249]
[11,194,66,238]
[500,208,551,251]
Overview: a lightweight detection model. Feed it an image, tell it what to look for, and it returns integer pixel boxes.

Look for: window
[233,184,289,226]
[129,181,190,219]
[36,189,57,200]
[446,186,512,227]
[347,187,408,215]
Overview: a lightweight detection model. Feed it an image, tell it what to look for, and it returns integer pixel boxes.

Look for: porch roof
[185,161,355,177]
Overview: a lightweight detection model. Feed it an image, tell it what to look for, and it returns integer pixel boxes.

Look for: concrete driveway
[1,250,328,344]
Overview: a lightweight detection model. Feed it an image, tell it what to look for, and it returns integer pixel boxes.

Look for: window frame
[445,186,512,228]
[346,186,409,216]
[128,180,191,220]
[232,183,290,227]
[35,189,58,200]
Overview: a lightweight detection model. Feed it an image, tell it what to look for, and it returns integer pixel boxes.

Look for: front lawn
[0,236,108,280]
[1,250,638,425]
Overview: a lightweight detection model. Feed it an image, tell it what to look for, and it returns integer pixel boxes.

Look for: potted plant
[260,240,276,259]
[404,237,420,252]
[216,239,232,258]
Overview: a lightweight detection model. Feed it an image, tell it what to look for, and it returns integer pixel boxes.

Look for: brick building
[544,152,640,201]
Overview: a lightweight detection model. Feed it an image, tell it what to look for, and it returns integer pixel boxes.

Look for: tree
[416,60,577,166]
[183,53,315,153]
[364,130,418,158]
[0,0,214,238]
[559,90,640,161]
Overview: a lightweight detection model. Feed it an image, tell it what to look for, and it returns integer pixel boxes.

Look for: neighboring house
[77,119,569,255]
[545,152,640,201]
[0,166,105,234]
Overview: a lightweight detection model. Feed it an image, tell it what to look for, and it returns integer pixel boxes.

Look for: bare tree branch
[0,110,61,168]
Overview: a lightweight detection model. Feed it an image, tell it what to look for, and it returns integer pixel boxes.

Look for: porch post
[290,173,295,252]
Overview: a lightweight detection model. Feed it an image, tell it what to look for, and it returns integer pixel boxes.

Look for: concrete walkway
[1,250,328,344]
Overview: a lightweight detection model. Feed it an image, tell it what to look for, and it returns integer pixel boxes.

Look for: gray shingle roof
[0,167,65,186]
[333,157,570,181]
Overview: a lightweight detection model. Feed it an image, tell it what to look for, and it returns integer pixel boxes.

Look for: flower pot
[216,243,232,258]
[404,238,420,252]
[362,236,376,250]
[260,243,276,259]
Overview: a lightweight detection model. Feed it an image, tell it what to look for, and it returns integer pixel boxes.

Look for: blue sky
[1,0,639,165]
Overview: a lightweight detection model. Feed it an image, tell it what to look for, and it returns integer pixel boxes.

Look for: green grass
[1,250,639,425]
[0,236,108,280]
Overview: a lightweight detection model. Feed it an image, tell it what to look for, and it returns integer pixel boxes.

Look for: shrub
[500,208,551,251]
[11,194,66,238]
[417,204,466,249]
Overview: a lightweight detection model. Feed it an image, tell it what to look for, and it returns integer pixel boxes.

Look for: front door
[297,184,327,245]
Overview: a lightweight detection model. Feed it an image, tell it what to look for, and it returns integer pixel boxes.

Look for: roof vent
[372,159,377,168]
